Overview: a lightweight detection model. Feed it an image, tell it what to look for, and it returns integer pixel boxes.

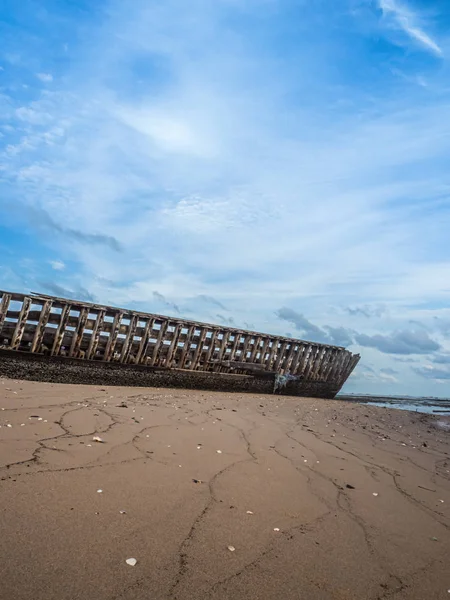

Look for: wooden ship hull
[0,290,360,398]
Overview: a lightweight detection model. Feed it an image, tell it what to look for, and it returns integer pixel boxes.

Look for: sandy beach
[0,379,449,600]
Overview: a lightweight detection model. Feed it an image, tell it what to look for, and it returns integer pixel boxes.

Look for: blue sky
[1,0,450,396]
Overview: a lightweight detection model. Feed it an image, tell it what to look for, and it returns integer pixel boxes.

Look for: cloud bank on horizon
[1,0,450,396]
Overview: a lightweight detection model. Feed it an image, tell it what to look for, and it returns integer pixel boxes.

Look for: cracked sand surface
[0,379,449,599]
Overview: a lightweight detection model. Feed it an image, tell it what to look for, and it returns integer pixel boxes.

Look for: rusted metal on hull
[0,290,360,397]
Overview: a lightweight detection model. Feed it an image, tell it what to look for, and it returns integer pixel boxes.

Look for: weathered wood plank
[274,341,289,372]
[166,323,182,367]
[135,318,154,365]
[257,337,270,365]
[303,346,320,380]
[51,304,71,356]
[228,332,243,365]
[104,312,123,362]
[281,341,297,375]
[319,347,331,379]
[267,339,281,370]
[249,336,262,363]
[190,327,208,370]
[322,349,335,381]
[240,334,253,363]
[69,307,89,358]
[0,293,12,336]
[311,347,326,380]
[86,310,105,360]
[149,322,169,366]
[297,344,312,377]
[10,297,32,350]
[30,301,52,353]
[120,315,138,363]
[177,325,194,369]
[337,353,353,385]
[203,329,218,367]
[212,330,229,372]
[288,343,304,375]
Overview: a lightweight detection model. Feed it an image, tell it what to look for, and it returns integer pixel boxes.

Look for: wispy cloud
[50,260,65,271]
[378,0,443,56]
[38,281,95,303]
[24,206,122,252]
[153,291,181,314]
[197,295,228,311]
[276,308,355,347]
[345,305,387,318]
[36,73,53,82]
[354,330,440,355]
[216,313,236,326]
[413,364,450,380]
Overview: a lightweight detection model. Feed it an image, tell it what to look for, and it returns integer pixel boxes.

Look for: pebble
[217,450,222,454]
[227,546,235,552]
[125,558,137,566]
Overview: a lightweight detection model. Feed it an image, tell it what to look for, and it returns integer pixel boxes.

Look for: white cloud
[15,106,52,125]
[378,0,443,56]
[36,73,53,82]
[50,260,65,271]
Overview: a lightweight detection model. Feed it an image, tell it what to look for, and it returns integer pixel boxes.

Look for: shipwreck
[0,290,359,398]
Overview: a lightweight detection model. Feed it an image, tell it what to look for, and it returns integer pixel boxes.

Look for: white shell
[273,528,280,532]
[227,546,235,552]
[125,558,137,566]
[217,450,222,454]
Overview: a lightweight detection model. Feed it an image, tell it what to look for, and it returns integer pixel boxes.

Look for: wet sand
[0,378,449,600]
